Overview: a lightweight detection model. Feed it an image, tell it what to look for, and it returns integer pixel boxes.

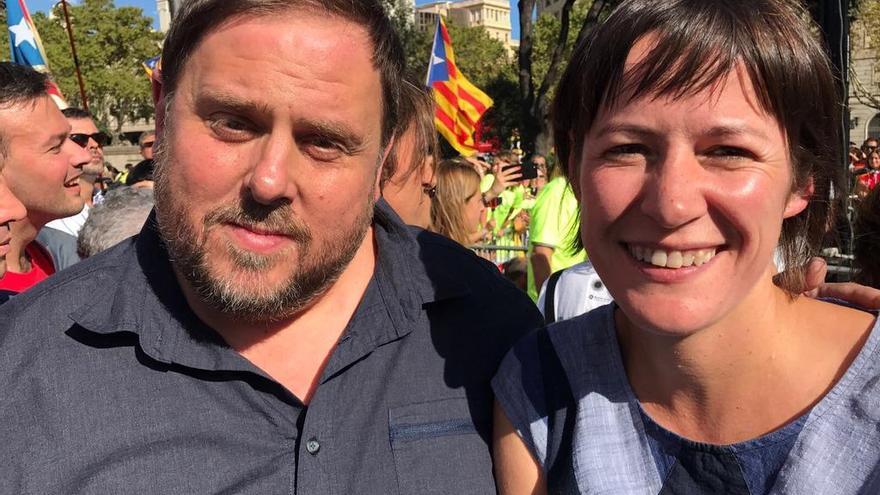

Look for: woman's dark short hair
[552,0,842,293]
[161,0,405,147]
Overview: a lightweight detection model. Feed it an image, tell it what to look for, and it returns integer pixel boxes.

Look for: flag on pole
[7,0,67,107]
[426,17,493,156]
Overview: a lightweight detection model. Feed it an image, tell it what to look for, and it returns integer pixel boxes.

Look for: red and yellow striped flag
[426,17,493,156]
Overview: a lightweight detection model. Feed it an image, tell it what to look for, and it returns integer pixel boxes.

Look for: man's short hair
[78,186,155,258]
[161,0,405,147]
[0,63,49,158]
[61,107,93,120]
[381,78,437,186]
[138,131,156,148]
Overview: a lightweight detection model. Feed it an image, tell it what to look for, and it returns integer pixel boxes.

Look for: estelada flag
[143,55,161,81]
[426,17,493,157]
[7,0,67,108]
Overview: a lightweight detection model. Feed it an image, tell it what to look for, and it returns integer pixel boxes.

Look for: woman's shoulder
[799,297,877,346]
[492,304,629,417]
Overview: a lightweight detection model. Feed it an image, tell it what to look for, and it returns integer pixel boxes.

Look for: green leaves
[27,0,163,136]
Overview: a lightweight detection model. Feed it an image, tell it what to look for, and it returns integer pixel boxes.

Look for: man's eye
[302,135,345,161]
[308,136,337,150]
[208,115,254,140]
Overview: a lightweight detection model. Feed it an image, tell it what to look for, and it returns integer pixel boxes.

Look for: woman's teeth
[628,245,717,268]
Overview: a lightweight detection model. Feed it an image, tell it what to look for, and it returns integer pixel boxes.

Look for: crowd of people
[0,0,879,493]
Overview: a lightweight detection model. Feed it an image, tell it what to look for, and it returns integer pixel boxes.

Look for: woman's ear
[783,177,814,219]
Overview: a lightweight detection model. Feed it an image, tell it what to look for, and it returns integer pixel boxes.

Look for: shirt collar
[70,201,471,372]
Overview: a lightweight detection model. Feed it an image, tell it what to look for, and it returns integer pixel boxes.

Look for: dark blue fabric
[0,288,13,304]
[0,200,544,494]
[641,408,807,494]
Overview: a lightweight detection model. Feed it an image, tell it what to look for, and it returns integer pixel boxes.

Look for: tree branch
[849,64,880,110]
[533,0,577,115]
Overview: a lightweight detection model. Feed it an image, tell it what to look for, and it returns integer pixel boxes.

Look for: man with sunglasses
[36,108,110,271]
[43,108,110,240]
[0,63,91,298]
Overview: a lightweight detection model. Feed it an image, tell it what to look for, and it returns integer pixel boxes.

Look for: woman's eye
[706,146,755,159]
[605,144,649,158]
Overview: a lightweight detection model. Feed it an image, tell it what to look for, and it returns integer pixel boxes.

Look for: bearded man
[0,1,543,492]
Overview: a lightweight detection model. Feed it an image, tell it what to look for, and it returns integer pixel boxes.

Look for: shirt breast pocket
[388,398,495,494]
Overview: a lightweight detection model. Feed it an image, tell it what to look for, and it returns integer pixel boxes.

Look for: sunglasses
[141,141,155,149]
[69,132,111,148]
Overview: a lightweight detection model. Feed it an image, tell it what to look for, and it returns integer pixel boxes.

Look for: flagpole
[59,0,88,111]
[426,16,441,87]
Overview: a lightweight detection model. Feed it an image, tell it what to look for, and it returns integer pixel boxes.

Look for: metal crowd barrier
[470,244,528,265]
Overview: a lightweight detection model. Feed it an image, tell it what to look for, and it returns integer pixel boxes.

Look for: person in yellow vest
[526,157,586,301]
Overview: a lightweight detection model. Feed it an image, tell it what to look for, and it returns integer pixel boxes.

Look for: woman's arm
[493,401,548,495]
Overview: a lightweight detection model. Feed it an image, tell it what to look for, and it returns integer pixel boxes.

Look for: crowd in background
[7,81,879,306]
[2,0,880,492]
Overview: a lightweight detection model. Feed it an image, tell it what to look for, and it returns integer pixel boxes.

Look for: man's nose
[246,134,296,205]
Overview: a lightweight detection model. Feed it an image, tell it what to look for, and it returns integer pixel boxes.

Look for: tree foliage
[382,0,434,81]
[517,0,620,155]
[10,0,164,136]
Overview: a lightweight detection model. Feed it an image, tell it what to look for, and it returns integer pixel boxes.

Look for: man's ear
[375,136,396,200]
[783,177,814,218]
[151,73,165,140]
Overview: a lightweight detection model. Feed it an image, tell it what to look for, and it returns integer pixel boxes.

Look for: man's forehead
[178,12,383,135]
[192,10,378,77]
[0,96,67,138]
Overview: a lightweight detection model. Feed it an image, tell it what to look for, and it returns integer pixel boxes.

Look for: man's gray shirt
[0,201,543,494]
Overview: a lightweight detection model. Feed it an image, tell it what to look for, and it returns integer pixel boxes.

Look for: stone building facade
[415,0,518,55]
[849,18,880,143]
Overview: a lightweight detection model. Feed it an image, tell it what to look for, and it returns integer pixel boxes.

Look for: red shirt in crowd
[859,171,880,192]
[0,242,56,295]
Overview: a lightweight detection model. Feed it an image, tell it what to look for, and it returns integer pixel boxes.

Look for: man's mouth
[64,176,82,188]
[625,243,720,269]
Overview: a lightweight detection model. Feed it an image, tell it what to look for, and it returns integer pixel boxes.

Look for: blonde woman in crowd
[430,159,486,246]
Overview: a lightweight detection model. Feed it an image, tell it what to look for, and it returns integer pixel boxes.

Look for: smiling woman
[491,0,880,493]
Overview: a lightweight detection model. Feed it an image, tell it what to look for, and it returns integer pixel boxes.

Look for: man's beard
[153,137,376,322]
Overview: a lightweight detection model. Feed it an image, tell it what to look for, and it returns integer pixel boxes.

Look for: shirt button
[306,438,320,455]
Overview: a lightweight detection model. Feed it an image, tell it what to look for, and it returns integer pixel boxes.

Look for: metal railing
[470,244,528,265]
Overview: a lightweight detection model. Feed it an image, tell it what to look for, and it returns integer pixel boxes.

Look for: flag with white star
[425,16,493,157]
[7,0,67,107]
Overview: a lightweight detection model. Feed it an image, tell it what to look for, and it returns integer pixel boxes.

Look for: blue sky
[26,0,159,29]
[416,0,520,39]
[25,1,519,39]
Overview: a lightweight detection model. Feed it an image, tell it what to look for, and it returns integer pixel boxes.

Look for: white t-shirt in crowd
[45,204,90,238]
[537,260,614,322]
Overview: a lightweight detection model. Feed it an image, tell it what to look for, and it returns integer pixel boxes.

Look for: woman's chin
[616,299,722,339]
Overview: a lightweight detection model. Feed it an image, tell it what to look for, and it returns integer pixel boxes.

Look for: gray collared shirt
[0,201,543,494]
